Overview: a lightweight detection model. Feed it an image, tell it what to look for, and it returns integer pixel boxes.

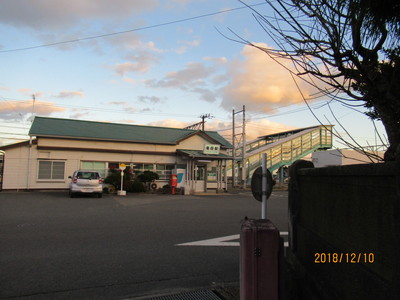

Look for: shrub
[138,171,159,190]
[127,179,146,193]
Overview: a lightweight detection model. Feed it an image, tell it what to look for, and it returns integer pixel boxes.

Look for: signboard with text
[203,144,220,155]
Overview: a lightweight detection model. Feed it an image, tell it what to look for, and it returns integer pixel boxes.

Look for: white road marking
[176,232,289,247]
[176,234,240,247]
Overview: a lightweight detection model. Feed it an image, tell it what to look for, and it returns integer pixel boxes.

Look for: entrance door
[195,165,206,192]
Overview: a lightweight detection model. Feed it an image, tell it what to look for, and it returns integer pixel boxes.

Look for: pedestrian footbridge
[230,125,333,184]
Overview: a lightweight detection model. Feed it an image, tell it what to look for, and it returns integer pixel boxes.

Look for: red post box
[170,174,178,195]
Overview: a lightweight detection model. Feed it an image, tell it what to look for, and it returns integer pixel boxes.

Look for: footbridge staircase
[230,125,333,183]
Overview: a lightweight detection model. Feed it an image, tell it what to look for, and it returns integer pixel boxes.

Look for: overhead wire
[0,1,342,138]
[0,98,336,136]
[0,2,267,53]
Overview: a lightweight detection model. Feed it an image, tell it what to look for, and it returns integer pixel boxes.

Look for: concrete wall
[287,159,399,300]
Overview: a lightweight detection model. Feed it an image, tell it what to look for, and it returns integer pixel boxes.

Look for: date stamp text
[314,252,375,264]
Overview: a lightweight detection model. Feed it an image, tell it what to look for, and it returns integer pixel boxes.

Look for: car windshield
[77,172,99,180]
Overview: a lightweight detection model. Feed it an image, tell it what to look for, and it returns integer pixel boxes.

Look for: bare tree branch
[229,0,400,160]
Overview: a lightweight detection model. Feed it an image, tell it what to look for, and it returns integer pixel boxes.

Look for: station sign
[203,144,220,155]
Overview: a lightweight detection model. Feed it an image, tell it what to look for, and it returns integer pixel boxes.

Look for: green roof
[29,116,232,148]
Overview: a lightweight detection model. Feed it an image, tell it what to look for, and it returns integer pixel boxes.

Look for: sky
[0,0,388,150]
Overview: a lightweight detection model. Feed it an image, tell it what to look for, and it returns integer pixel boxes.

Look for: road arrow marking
[176,234,240,247]
[176,232,289,247]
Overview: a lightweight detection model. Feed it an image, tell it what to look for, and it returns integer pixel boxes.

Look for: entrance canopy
[177,149,232,160]
[177,149,233,194]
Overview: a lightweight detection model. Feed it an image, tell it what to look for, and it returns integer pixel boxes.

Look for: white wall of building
[1,135,230,191]
[312,149,384,168]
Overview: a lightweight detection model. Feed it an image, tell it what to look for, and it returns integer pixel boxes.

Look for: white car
[69,170,103,198]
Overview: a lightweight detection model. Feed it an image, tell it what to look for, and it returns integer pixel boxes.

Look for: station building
[0,117,233,194]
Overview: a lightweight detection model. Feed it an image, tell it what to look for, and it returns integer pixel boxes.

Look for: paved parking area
[0,190,288,299]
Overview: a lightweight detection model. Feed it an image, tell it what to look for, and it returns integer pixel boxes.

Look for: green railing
[228,125,333,183]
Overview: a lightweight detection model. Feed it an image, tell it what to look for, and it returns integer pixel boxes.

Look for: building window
[81,161,107,177]
[38,160,65,180]
[128,163,174,180]
[155,164,174,180]
[105,163,174,181]
[207,167,217,182]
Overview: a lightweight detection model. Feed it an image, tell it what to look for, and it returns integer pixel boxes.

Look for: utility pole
[31,94,36,121]
[200,113,214,131]
[232,108,236,188]
[184,114,214,131]
[232,105,246,188]
[242,105,246,189]
[27,94,36,191]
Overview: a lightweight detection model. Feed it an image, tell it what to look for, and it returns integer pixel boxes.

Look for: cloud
[148,62,215,88]
[105,101,139,113]
[0,1,158,30]
[144,118,294,142]
[190,87,218,103]
[115,119,137,124]
[245,119,296,141]
[221,43,317,114]
[115,62,144,76]
[122,77,137,85]
[54,90,85,98]
[108,101,129,106]
[112,41,161,75]
[194,119,294,141]
[147,119,189,129]
[18,88,46,98]
[144,59,229,103]
[0,100,64,120]
[17,89,84,100]
[138,96,163,104]
[0,1,162,53]
[175,39,201,54]
[114,59,154,75]
[203,56,228,64]
[69,112,91,119]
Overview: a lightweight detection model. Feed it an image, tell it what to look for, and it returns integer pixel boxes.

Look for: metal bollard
[240,218,280,300]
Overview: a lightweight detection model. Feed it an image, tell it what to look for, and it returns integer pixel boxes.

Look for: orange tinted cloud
[0,100,64,120]
[222,43,317,113]
[147,119,188,129]
[245,119,295,141]
[146,118,295,143]
[54,90,85,98]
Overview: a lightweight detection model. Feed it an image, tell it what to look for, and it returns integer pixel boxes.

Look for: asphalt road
[0,190,288,299]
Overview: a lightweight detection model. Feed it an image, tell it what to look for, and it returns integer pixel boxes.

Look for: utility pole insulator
[199,113,214,131]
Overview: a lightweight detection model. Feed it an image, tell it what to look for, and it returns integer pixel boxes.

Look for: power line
[1,99,199,119]
[0,99,328,136]
[248,101,332,120]
[0,2,267,53]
